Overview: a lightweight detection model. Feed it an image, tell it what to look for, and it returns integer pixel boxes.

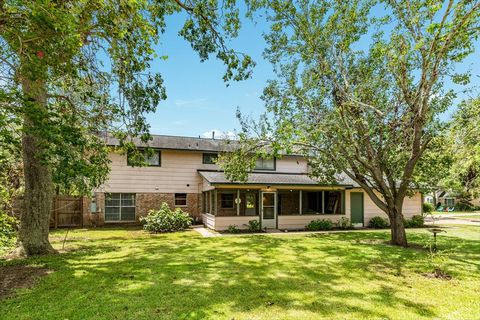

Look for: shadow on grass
[1,228,479,319]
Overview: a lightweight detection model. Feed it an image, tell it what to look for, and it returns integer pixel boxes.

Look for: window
[175,193,187,206]
[220,193,234,208]
[105,193,136,221]
[278,191,300,215]
[127,149,161,166]
[445,198,455,206]
[203,153,218,164]
[324,191,342,214]
[304,191,343,214]
[144,150,161,166]
[254,158,275,170]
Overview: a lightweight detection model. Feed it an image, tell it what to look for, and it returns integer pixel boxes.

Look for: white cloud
[174,98,206,107]
[202,129,237,140]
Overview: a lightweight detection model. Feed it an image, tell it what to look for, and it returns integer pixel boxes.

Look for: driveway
[425,213,480,226]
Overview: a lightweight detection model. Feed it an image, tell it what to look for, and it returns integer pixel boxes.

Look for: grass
[1,226,479,320]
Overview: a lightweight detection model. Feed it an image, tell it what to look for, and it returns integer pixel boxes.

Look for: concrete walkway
[192,225,221,237]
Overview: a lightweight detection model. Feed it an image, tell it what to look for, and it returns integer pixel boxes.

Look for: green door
[350,192,364,225]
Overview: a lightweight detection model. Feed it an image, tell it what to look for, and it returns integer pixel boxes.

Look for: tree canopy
[0,0,253,255]
[444,97,480,203]
[220,0,480,246]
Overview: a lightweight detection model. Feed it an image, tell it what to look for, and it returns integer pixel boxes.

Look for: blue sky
[145,9,479,138]
[145,13,272,138]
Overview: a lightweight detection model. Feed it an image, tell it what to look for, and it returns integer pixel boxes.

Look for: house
[86,134,423,231]
[430,191,480,209]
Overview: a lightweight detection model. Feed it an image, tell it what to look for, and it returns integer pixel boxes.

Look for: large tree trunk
[16,76,55,256]
[387,207,408,247]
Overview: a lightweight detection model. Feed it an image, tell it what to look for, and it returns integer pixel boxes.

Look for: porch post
[209,191,213,214]
[214,190,218,216]
[236,189,240,216]
[321,191,325,214]
[299,190,303,215]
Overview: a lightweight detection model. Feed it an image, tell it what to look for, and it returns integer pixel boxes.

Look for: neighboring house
[86,134,423,231]
[433,191,480,208]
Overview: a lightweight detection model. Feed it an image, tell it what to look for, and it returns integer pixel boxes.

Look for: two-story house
[89,134,422,230]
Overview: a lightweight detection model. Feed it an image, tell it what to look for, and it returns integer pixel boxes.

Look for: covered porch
[199,171,354,231]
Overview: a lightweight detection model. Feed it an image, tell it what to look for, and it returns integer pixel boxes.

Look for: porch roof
[198,170,357,187]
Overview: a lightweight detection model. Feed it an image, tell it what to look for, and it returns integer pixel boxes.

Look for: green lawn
[1,226,479,320]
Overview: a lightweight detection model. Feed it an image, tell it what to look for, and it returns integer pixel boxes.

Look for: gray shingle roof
[198,171,357,187]
[105,134,237,152]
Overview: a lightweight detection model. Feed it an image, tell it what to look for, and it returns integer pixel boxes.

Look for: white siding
[275,156,308,173]
[202,213,216,229]
[100,152,311,194]
[99,150,217,193]
[346,189,422,225]
[202,214,259,231]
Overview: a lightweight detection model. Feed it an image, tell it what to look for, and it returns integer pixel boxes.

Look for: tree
[445,97,480,205]
[220,0,480,246]
[0,0,253,255]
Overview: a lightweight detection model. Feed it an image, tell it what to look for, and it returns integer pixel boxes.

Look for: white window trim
[174,193,188,207]
[105,193,136,222]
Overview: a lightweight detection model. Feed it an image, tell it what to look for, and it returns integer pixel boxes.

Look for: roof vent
[212,131,215,140]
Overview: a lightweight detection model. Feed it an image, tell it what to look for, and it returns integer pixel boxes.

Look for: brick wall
[88,192,201,226]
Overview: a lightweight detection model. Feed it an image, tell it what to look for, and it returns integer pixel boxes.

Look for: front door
[261,192,277,229]
[350,192,364,226]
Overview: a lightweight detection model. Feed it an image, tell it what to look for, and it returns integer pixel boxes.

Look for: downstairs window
[105,193,136,222]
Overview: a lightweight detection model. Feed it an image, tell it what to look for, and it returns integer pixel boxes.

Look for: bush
[404,215,425,228]
[245,220,261,232]
[140,203,192,233]
[454,202,475,212]
[0,212,18,252]
[227,225,240,233]
[368,216,389,229]
[306,219,334,231]
[336,217,353,230]
[422,203,435,215]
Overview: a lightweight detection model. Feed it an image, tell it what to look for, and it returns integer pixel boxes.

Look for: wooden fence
[50,196,83,228]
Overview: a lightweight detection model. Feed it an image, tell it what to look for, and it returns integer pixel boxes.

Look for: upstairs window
[175,193,187,207]
[255,158,275,170]
[127,149,161,167]
[202,153,218,164]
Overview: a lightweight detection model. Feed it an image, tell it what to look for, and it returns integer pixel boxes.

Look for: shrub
[368,216,389,229]
[140,203,192,233]
[245,220,261,232]
[454,202,474,212]
[336,217,353,229]
[422,203,435,215]
[404,215,425,228]
[227,224,240,233]
[0,211,18,253]
[306,219,334,231]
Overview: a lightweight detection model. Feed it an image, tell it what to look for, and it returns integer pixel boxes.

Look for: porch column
[236,189,240,216]
[321,191,325,214]
[209,191,213,214]
[214,190,218,216]
[299,190,303,215]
